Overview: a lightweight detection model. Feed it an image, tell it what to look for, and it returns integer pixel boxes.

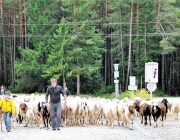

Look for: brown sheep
[19,102,29,123]
[139,103,151,126]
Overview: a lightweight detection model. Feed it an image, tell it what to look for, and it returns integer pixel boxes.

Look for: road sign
[114,80,119,83]
[147,83,157,92]
[128,85,137,90]
[128,76,137,90]
[147,82,157,100]
[114,71,119,78]
[145,62,158,83]
[129,76,136,86]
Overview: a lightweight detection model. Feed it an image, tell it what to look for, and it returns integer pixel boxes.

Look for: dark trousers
[50,102,61,129]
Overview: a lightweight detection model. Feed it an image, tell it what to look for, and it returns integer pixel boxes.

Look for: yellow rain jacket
[0,98,15,115]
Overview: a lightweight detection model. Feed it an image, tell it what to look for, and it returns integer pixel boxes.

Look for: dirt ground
[0,97,180,140]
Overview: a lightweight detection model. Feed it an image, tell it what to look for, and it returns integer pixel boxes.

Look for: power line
[0,22,178,26]
[0,33,180,38]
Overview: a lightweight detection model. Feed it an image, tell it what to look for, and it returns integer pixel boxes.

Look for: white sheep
[122,101,137,130]
[103,100,117,128]
[78,100,88,127]
[171,103,179,120]
[66,96,80,126]
[24,107,34,127]
[12,101,20,129]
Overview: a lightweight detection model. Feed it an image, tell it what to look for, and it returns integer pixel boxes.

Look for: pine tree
[42,18,70,89]
[62,0,105,94]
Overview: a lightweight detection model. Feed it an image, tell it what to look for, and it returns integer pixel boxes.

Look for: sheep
[24,107,34,128]
[41,102,50,129]
[103,100,117,128]
[66,97,80,126]
[117,98,129,126]
[167,101,173,112]
[87,99,101,126]
[139,103,151,126]
[12,101,21,128]
[98,98,107,124]
[162,99,168,119]
[124,101,137,130]
[151,102,166,127]
[78,100,88,127]
[171,103,179,120]
[19,102,29,123]
[61,99,68,127]
[133,98,141,116]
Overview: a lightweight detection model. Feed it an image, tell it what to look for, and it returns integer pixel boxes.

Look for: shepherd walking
[45,78,65,131]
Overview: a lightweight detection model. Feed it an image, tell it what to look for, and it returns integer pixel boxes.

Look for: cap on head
[5,91,11,96]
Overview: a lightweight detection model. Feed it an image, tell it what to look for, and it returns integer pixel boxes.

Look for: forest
[0,0,180,95]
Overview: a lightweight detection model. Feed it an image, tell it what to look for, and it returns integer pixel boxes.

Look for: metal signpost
[128,76,137,92]
[145,62,158,100]
[114,64,119,99]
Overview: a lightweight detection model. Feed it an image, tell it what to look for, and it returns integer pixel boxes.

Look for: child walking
[0,91,15,132]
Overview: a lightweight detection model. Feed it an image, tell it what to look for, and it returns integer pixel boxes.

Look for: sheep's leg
[24,119,28,127]
[161,115,164,126]
[83,117,86,127]
[19,115,22,124]
[149,115,151,126]
[144,115,147,125]
[43,118,46,128]
[141,115,143,124]
[30,120,33,128]
[129,120,133,130]
[153,116,157,127]
[46,119,49,129]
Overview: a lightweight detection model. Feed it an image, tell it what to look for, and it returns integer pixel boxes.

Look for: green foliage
[15,0,59,92]
[42,18,70,80]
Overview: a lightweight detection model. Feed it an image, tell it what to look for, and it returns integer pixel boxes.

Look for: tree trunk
[13,8,16,88]
[24,0,27,49]
[161,54,165,92]
[63,74,66,89]
[120,8,125,91]
[19,0,24,50]
[0,0,3,84]
[1,0,7,86]
[77,74,80,94]
[125,2,133,90]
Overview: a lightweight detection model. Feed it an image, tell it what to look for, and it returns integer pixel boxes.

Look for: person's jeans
[3,112,12,131]
[50,102,61,129]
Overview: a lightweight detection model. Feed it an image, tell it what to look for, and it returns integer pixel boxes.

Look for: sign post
[128,76,137,93]
[145,62,158,100]
[114,64,119,99]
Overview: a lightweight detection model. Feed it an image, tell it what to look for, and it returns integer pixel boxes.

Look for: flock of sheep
[0,94,179,131]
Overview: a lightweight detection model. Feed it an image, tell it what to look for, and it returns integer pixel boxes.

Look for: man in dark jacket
[45,78,64,131]
[64,87,71,97]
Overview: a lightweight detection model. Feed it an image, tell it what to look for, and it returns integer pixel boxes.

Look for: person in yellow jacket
[0,91,15,132]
